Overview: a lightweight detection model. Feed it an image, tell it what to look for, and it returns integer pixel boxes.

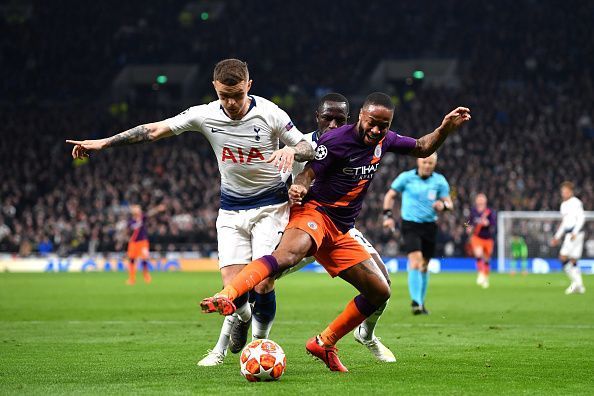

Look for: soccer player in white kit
[276,93,396,362]
[66,59,315,365]
[550,181,586,294]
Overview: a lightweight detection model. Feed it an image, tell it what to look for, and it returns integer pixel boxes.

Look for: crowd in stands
[1,1,593,257]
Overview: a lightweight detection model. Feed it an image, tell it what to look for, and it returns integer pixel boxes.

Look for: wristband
[441,200,452,211]
[383,209,393,219]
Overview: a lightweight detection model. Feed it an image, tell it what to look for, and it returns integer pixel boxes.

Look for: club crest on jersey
[374,144,382,158]
[285,121,294,131]
[254,127,261,141]
[315,145,328,160]
[307,221,318,230]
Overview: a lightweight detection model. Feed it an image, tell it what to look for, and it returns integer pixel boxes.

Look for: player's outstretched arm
[66,121,174,159]
[409,107,471,158]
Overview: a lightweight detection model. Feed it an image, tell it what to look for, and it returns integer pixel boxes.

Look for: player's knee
[408,254,424,269]
[371,283,391,306]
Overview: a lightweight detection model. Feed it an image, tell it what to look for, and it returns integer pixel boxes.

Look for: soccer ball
[240,339,286,382]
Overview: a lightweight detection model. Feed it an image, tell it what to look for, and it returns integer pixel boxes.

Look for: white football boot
[565,284,586,295]
[353,327,396,362]
[197,349,226,366]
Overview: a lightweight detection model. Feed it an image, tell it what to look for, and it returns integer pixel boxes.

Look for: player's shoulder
[181,101,217,116]
[317,125,354,146]
[251,95,284,114]
[316,125,354,156]
[385,129,412,141]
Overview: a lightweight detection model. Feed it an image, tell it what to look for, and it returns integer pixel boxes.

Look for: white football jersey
[555,196,585,239]
[281,130,319,183]
[165,95,304,210]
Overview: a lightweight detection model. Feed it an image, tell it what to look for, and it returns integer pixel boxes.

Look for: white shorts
[216,202,289,268]
[276,227,379,278]
[560,232,585,259]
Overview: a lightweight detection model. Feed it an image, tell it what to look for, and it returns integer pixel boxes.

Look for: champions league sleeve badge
[315,145,328,160]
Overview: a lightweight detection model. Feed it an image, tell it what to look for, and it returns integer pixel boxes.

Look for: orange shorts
[127,240,149,260]
[470,236,494,259]
[286,203,371,277]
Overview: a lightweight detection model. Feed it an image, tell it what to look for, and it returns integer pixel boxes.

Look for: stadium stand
[1,0,592,256]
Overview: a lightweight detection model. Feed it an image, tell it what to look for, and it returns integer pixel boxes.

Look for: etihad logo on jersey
[221,147,265,163]
[342,163,380,180]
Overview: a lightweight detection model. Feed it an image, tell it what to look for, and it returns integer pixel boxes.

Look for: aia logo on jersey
[221,147,265,163]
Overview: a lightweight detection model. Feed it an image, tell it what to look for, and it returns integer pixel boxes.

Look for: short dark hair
[318,93,349,114]
[561,181,574,191]
[213,59,249,85]
[362,92,395,112]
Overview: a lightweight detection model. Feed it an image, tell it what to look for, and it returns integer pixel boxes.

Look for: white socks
[212,315,235,355]
[235,300,252,323]
[252,317,274,339]
[358,300,388,341]
[564,263,584,287]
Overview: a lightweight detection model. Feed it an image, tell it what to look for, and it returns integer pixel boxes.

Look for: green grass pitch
[1,271,592,395]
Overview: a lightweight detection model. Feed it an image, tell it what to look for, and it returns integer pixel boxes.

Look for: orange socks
[127,262,136,283]
[219,255,279,301]
[477,259,490,275]
[319,299,368,346]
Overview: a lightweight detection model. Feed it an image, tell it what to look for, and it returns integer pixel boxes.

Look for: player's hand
[433,200,445,212]
[440,107,471,134]
[481,218,490,226]
[288,184,307,205]
[550,238,559,247]
[66,139,106,159]
[383,218,396,233]
[570,234,576,241]
[267,146,296,173]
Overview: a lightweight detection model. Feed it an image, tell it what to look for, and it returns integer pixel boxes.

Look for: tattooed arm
[409,107,471,158]
[267,138,316,173]
[66,121,174,159]
[293,139,316,162]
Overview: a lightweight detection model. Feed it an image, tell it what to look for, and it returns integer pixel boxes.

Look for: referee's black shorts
[401,220,438,259]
